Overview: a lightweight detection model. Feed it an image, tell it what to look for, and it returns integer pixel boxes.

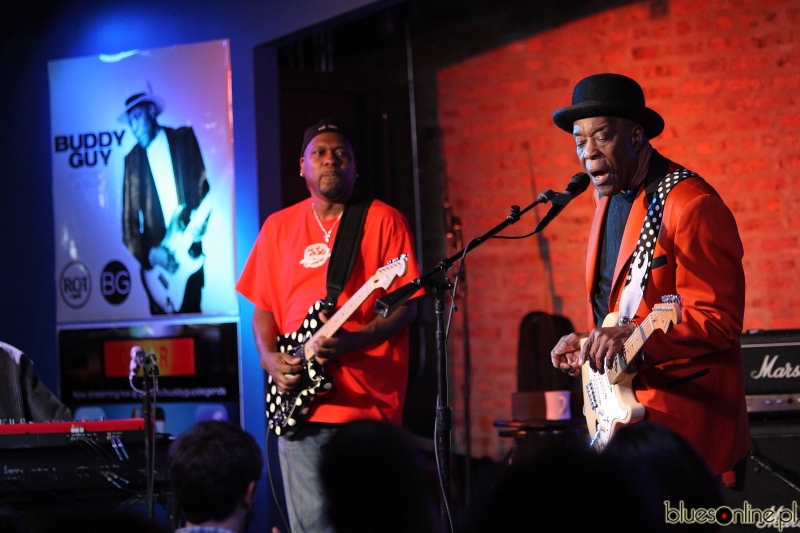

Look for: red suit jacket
[586,154,750,476]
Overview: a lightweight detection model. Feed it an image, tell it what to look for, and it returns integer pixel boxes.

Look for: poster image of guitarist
[120,82,210,314]
[548,74,749,477]
[236,118,425,533]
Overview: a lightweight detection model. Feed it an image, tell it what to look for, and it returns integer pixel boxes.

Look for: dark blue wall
[0,1,390,530]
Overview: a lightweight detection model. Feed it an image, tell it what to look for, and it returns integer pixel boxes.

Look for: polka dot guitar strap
[618,168,696,327]
[266,255,408,437]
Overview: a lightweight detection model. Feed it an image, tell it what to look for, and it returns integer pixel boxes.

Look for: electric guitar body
[581,296,682,451]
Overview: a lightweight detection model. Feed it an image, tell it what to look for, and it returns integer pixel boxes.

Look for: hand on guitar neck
[550,322,636,378]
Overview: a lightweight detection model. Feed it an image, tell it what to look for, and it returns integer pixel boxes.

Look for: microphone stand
[375,191,555,532]
[443,200,473,508]
[142,368,154,521]
[139,357,159,522]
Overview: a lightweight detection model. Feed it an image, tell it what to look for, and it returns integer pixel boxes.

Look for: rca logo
[59,261,91,309]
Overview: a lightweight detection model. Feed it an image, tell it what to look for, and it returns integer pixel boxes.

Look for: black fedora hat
[552,73,664,138]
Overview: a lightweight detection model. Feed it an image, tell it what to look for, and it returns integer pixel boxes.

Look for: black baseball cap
[300,118,355,156]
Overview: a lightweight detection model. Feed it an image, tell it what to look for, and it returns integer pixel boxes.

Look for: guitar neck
[302,279,376,361]
[183,181,226,235]
[607,314,659,383]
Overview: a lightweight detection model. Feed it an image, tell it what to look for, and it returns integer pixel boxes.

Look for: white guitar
[581,295,682,451]
[143,182,226,313]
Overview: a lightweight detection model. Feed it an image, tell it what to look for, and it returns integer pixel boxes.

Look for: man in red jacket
[550,73,749,477]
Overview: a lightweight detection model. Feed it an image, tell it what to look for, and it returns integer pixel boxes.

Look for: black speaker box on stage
[724,421,800,530]
[718,331,800,530]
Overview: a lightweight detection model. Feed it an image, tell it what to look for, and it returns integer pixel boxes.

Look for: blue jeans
[278,423,338,533]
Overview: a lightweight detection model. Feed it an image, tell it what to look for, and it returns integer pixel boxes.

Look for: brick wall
[436,0,800,459]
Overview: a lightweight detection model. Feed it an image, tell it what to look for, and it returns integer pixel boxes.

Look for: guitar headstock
[371,254,409,289]
[652,294,682,331]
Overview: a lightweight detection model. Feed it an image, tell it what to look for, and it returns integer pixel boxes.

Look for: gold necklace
[311,207,342,243]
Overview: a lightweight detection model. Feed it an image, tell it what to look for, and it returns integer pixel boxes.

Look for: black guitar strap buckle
[319,299,337,315]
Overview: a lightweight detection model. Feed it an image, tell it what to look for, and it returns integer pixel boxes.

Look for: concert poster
[48,40,240,435]
[48,39,237,321]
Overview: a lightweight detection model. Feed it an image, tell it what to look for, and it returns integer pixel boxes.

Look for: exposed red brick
[690,59,726,74]
[708,36,747,52]
[751,32,794,49]
[762,135,779,147]
[680,79,723,96]
[687,120,727,136]
[778,113,800,127]
[710,0,744,10]
[600,49,628,64]
[730,159,772,174]
[730,54,773,71]
[672,0,710,15]
[670,101,708,117]
[778,51,800,68]
[645,85,675,99]
[738,14,760,28]
[760,237,798,251]
[690,160,727,177]
[772,74,800,89]
[780,155,800,169]
[724,77,765,92]
[664,42,705,56]
[764,198,782,212]
[675,21,692,35]
[633,46,660,60]
[524,58,544,71]
[696,141,714,155]
[717,16,734,30]
[710,98,754,113]
[730,116,771,130]
[742,217,781,231]
[642,64,684,78]
[771,316,800,330]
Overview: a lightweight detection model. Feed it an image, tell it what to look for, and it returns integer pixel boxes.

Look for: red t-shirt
[236,198,424,425]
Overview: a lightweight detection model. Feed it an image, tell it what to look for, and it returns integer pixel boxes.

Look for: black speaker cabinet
[723,421,800,531]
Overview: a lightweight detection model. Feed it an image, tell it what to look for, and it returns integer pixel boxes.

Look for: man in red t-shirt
[237,118,424,533]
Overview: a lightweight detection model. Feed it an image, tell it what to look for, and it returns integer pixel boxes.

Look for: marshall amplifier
[741,329,800,415]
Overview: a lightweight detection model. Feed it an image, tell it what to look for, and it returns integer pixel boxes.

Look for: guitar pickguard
[266,301,334,437]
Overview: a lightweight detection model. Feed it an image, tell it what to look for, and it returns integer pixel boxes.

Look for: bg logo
[101,261,131,305]
[60,261,91,309]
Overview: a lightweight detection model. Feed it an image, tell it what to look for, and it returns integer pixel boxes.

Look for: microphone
[130,346,145,378]
[130,345,159,376]
[533,172,591,234]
